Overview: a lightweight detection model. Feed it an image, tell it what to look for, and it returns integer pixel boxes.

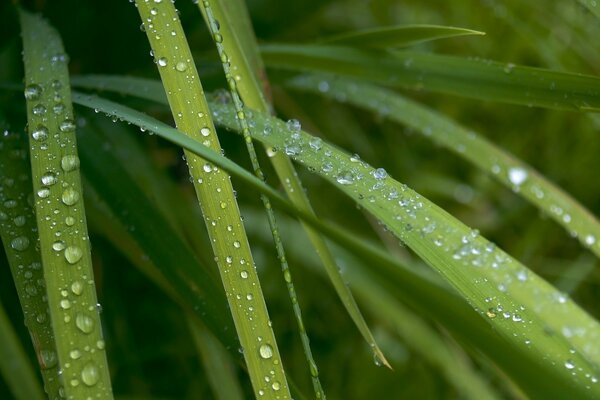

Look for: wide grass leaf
[260,43,600,111]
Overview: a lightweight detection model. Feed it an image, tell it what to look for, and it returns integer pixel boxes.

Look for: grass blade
[320,25,485,49]
[288,74,600,258]
[579,0,600,19]
[19,9,112,399]
[0,128,60,398]
[134,2,290,397]
[198,0,389,372]
[261,43,600,111]
[72,90,600,398]
[0,298,44,400]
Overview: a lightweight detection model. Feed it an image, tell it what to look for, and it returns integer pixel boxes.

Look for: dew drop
[272,381,281,391]
[81,363,99,386]
[65,216,76,226]
[157,57,168,67]
[52,240,66,251]
[372,168,387,180]
[175,61,188,72]
[32,104,47,115]
[64,246,83,264]
[61,188,80,206]
[32,125,49,141]
[508,167,528,186]
[585,235,596,246]
[259,344,273,359]
[203,163,213,173]
[41,172,58,186]
[233,240,241,249]
[61,155,80,172]
[59,119,76,133]
[75,313,94,334]
[40,350,58,369]
[24,84,42,101]
[69,349,81,360]
[336,172,354,185]
[71,281,84,295]
[286,119,301,132]
[37,188,50,198]
[200,127,211,137]
[11,236,30,251]
[240,270,248,279]
[565,359,575,370]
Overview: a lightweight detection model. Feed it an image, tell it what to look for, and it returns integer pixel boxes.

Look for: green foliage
[1,1,600,399]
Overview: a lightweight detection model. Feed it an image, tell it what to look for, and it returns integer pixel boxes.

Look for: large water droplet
[61,188,80,206]
[81,363,99,386]
[32,125,49,141]
[71,281,84,295]
[40,350,58,369]
[75,313,94,334]
[175,61,188,72]
[41,172,58,186]
[61,155,80,172]
[336,172,354,185]
[59,119,76,133]
[24,84,42,101]
[11,236,30,251]
[372,168,387,180]
[286,119,301,132]
[64,246,83,264]
[259,344,274,359]
[157,57,168,67]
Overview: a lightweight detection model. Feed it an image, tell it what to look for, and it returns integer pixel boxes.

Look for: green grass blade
[19,9,112,399]
[320,24,485,49]
[579,0,600,19]
[260,43,600,111]
[0,298,44,400]
[0,128,60,398]
[199,2,327,395]
[134,2,290,397]
[288,74,600,258]
[72,91,600,398]
[198,0,389,372]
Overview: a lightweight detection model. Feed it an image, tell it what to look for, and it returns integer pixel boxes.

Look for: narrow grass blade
[0,128,60,398]
[19,10,112,399]
[134,2,290,397]
[199,2,327,395]
[0,299,44,400]
[579,0,600,19]
[288,74,600,258]
[260,44,600,111]
[320,25,485,49]
[197,0,389,373]
[72,91,600,398]
[188,320,245,400]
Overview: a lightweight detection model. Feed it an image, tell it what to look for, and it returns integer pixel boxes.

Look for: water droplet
[286,119,301,132]
[203,163,213,173]
[32,125,49,141]
[81,363,99,386]
[486,308,497,318]
[508,167,528,186]
[13,215,26,227]
[11,236,30,251]
[200,127,211,136]
[157,57,168,67]
[233,240,241,248]
[240,270,248,279]
[272,382,281,391]
[41,172,58,186]
[64,246,83,264]
[336,172,354,185]
[65,216,76,226]
[60,299,71,309]
[24,84,42,101]
[40,350,57,369]
[309,137,322,150]
[53,103,65,114]
[259,344,273,359]
[61,188,80,206]
[59,119,76,133]
[37,188,50,198]
[52,240,66,251]
[175,61,188,72]
[372,168,387,180]
[61,155,80,172]
[75,313,94,334]
[69,349,81,360]
[71,281,84,295]
[32,104,47,115]
[565,359,575,370]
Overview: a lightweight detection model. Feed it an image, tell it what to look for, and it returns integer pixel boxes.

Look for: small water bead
[4,200,17,208]
[286,119,301,132]
[52,240,66,251]
[32,126,49,141]
[11,236,30,251]
[322,162,333,173]
[225,256,233,264]
[565,360,575,370]
[75,313,94,334]
[53,103,65,115]
[65,216,76,226]
[233,240,241,248]
[32,104,47,115]
[60,299,71,310]
[96,340,105,350]
[175,61,188,72]
[64,246,83,264]
[508,167,528,186]
[309,137,322,150]
[336,172,354,185]
[61,155,80,172]
[585,235,597,246]
[157,57,168,67]
[71,281,84,295]
[61,188,80,206]
[200,127,211,137]
[240,270,249,279]
[37,188,50,198]
[41,172,58,186]
[259,344,274,359]
[81,363,99,386]
[272,382,281,391]
[59,119,76,133]
[12,215,26,227]
[203,163,213,173]
[40,350,58,369]
[24,84,42,101]
[372,168,387,180]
